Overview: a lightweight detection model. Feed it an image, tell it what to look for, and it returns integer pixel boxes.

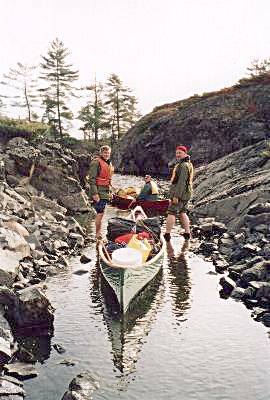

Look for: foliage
[78,79,109,144]
[0,117,49,141]
[40,38,79,140]
[246,58,270,77]
[104,73,141,142]
[260,140,270,159]
[0,62,39,121]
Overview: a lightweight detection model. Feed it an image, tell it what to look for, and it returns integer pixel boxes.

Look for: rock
[80,255,91,264]
[219,238,235,247]
[0,227,30,259]
[0,249,20,287]
[230,287,246,299]
[53,343,66,354]
[4,285,54,330]
[58,359,76,367]
[241,261,270,283]
[61,371,99,400]
[31,196,67,215]
[214,259,229,273]
[54,240,69,251]
[261,313,270,327]
[4,362,38,380]
[0,377,25,397]
[69,233,84,246]
[25,232,42,251]
[253,224,269,234]
[247,202,270,215]
[198,242,218,255]
[219,276,236,294]
[3,221,29,237]
[73,269,89,276]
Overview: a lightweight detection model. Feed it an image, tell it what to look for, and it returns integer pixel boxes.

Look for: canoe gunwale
[111,194,170,212]
[98,235,166,270]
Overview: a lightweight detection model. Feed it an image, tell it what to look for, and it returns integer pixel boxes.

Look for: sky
[1,0,270,121]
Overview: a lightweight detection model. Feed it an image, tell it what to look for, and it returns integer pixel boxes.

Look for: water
[23,174,270,400]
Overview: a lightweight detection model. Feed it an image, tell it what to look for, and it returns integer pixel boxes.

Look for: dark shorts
[92,199,109,214]
[167,200,189,216]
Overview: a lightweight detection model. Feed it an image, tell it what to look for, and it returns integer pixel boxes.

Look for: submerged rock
[62,371,99,400]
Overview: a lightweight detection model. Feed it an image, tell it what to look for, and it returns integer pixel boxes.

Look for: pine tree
[247,58,270,77]
[0,99,6,117]
[40,38,79,141]
[78,78,108,144]
[0,62,39,121]
[104,74,140,142]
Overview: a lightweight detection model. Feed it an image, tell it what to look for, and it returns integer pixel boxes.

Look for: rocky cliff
[114,79,270,175]
[0,136,92,213]
[192,139,270,231]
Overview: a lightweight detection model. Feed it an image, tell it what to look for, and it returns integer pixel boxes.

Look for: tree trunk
[24,84,31,122]
[94,81,99,145]
[116,89,120,140]
[56,60,63,141]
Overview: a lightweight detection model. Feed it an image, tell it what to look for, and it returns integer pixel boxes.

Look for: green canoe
[98,236,165,314]
[99,270,165,373]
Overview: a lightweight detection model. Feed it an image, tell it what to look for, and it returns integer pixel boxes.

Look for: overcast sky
[1,0,270,117]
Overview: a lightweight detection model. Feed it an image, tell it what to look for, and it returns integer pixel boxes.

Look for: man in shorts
[88,145,114,239]
[164,145,194,242]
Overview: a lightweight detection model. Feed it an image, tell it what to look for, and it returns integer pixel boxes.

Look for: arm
[88,160,100,201]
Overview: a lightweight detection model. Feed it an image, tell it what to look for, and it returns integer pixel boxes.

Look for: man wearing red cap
[164,145,194,241]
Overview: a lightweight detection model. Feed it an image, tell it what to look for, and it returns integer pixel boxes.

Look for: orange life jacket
[95,157,114,186]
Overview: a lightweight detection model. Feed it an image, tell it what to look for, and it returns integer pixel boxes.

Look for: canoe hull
[111,194,170,214]
[99,245,165,313]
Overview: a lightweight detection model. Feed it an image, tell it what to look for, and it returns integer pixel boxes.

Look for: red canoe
[111,194,170,214]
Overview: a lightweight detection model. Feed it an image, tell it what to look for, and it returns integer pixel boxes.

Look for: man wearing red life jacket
[88,145,114,239]
[164,145,194,242]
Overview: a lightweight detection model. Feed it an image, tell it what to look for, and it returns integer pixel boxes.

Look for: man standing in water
[88,145,114,239]
[164,145,194,242]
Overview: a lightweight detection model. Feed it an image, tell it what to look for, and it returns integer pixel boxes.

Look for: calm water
[24,174,270,400]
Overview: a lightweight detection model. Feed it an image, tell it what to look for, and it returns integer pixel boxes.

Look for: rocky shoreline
[188,139,270,333]
[0,178,96,398]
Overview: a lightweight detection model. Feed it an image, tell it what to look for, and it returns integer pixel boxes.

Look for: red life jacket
[95,157,114,186]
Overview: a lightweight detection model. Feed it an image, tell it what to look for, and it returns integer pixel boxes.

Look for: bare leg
[95,213,104,238]
[179,212,190,233]
[165,214,176,233]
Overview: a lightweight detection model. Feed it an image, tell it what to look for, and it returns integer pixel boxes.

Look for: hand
[172,197,179,205]
[92,194,100,202]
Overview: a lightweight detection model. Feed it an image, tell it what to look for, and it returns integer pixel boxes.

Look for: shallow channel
[23,174,270,400]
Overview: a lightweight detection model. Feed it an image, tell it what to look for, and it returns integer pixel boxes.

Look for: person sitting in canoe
[137,175,159,201]
[87,145,114,240]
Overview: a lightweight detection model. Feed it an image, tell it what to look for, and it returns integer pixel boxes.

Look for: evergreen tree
[104,73,140,142]
[78,78,108,144]
[247,58,270,77]
[0,99,6,117]
[40,38,79,140]
[0,62,39,121]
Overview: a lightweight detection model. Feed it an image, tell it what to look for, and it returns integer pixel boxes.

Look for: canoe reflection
[166,240,192,325]
[99,269,164,374]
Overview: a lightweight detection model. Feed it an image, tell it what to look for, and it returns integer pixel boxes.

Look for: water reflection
[166,239,192,326]
[15,333,52,364]
[98,270,165,377]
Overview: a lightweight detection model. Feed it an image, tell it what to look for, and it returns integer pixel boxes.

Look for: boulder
[62,372,99,400]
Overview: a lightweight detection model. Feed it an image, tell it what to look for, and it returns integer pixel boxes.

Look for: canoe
[98,207,166,313]
[111,194,170,214]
